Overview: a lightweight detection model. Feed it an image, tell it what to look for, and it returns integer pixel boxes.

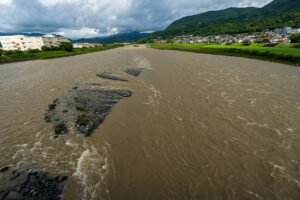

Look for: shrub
[250,50,260,56]
[262,51,271,56]
[59,42,73,52]
[4,50,23,55]
[264,43,277,47]
[27,49,41,53]
[275,43,285,48]
[48,104,56,110]
[242,40,251,46]
[274,54,285,60]
[242,49,250,54]
[76,106,85,112]
[283,55,295,61]
[42,46,62,51]
[41,46,50,51]
[44,115,51,122]
[226,48,235,52]
[268,53,276,58]
[76,114,91,126]
[290,34,300,43]
[54,123,67,135]
[250,43,266,47]
[293,44,300,49]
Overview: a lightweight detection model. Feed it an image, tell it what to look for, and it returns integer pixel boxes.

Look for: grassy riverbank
[0,44,123,64]
[150,43,300,66]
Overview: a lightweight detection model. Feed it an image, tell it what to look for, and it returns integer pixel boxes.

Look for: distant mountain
[150,0,300,38]
[72,32,150,44]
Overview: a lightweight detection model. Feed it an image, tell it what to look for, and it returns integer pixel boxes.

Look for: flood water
[0,45,300,200]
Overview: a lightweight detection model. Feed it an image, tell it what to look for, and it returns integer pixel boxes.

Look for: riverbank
[0,44,123,64]
[149,43,300,66]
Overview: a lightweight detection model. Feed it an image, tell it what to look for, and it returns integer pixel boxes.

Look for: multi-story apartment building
[41,35,70,48]
[0,35,70,51]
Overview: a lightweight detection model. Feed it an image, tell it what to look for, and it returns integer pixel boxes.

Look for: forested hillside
[150,0,300,38]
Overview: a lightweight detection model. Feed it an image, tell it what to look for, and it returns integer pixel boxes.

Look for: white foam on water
[220,91,235,106]
[133,56,152,70]
[269,162,300,190]
[73,143,112,200]
[65,140,79,148]
[138,79,161,107]
[12,129,113,200]
[246,190,264,200]
[246,122,283,136]
[249,98,257,107]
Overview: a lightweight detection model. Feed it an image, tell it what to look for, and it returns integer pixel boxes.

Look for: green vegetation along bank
[0,44,123,64]
[150,43,300,66]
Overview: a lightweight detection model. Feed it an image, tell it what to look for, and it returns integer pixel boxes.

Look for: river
[0,45,300,200]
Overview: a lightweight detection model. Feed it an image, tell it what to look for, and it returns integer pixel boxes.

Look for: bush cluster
[225,48,299,62]
[41,42,73,52]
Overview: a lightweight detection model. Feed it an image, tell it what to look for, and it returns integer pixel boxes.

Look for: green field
[150,43,300,66]
[0,44,123,64]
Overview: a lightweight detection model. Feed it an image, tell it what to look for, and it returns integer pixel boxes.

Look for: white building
[0,35,70,51]
[274,27,300,35]
[73,43,103,48]
[41,35,70,48]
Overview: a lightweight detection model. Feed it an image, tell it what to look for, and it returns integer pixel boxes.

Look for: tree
[41,46,50,51]
[59,42,73,52]
[290,34,300,43]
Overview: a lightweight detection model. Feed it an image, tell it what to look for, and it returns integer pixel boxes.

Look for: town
[153,27,300,44]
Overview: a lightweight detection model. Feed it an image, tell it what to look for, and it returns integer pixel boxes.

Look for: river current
[0,45,300,199]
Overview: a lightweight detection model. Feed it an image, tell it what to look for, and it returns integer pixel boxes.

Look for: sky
[0,0,273,39]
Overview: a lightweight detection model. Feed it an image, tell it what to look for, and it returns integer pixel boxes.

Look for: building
[72,43,103,48]
[274,27,300,35]
[41,35,70,48]
[0,35,70,51]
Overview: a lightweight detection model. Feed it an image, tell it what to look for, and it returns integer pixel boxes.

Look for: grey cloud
[0,0,272,38]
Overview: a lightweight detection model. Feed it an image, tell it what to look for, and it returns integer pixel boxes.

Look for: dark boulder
[0,169,67,200]
[124,68,143,77]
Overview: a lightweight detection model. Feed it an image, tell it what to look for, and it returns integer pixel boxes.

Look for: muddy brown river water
[0,45,300,200]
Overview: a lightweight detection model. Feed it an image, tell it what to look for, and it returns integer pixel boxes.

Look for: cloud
[0,0,273,38]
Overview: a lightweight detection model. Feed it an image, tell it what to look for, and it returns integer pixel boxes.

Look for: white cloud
[0,0,273,38]
[0,0,12,4]
[55,27,119,38]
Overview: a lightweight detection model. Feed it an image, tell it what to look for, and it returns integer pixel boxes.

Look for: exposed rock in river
[45,88,132,137]
[45,99,68,136]
[76,82,102,86]
[97,72,128,81]
[70,89,132,136]
[125,68,143,77]
[0,168,67,200]
[0,167,10,173]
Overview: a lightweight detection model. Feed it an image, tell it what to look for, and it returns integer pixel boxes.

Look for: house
[72,43,103,48]
[0,35,70,51]
[274,27,300,35]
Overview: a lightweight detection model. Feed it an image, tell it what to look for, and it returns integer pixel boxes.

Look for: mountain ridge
[71,32,150,44]
[150,0,300,38]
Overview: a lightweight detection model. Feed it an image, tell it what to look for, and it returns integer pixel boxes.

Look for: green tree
[59,42,73,52]
[290,34,300,43]
[41,46,50,51]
